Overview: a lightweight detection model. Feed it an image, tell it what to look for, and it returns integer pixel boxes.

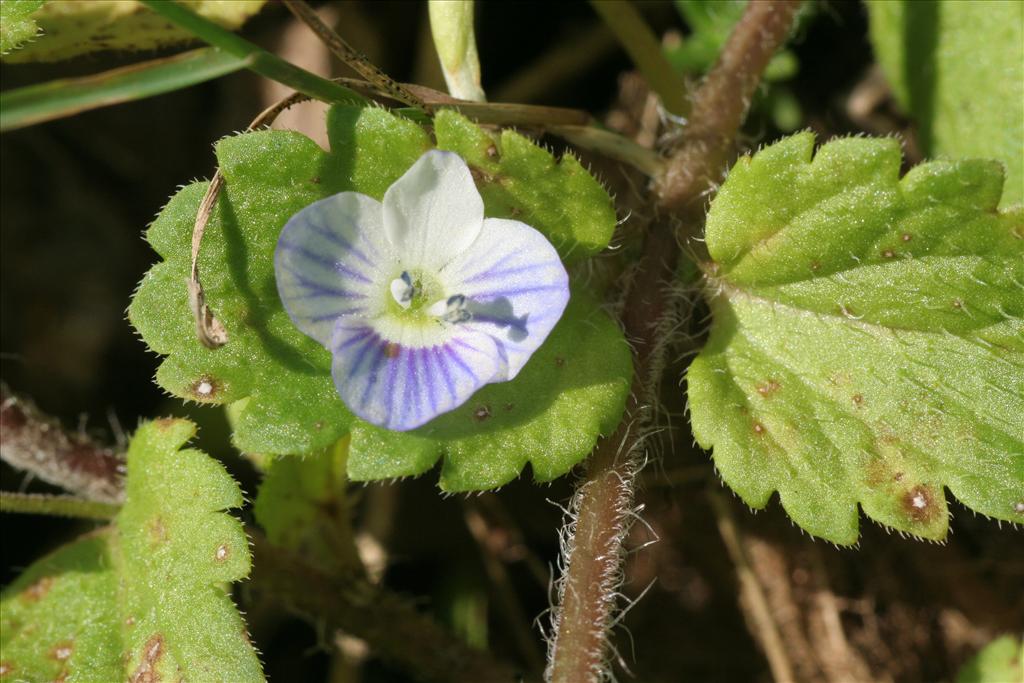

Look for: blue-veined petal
[383,150,484,270]
[330,316,502,431]
[442,217,570,380]
[275,192,395,345]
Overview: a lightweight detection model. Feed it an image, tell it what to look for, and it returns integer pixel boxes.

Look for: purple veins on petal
[278,151,571,431]
[433,345,458,402]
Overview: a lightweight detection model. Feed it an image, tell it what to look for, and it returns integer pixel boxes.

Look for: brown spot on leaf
[190,376,219,400]
[153,418,178,431]
[756,380,781,398]
[215,544,230,562]
[148,516,168,545]
[125,616,136,626]
[310,176,321,184]
[51,642,73,661]
[554,356,566,368]
[901,233,913,242]
[752,421,766,436]
[952,299,963,309]
[314,420,325,430]
[129,635,165,683]
[0,661,12,677]
[881,249,895,258]
[473,405,492,422]
[893,472,904,482]
[22,576,54,603]
[1014,501,1024,515]
[504,402,514,412]
[468,166,494,184]
[384,343,401,359]
[485,144,498,158]
[809,260,821,271]
[852,393,865,407]
[903,486,939,523]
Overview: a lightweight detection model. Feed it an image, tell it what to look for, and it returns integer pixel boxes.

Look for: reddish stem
[546,3,802,681]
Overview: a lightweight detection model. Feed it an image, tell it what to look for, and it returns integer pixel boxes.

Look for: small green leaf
[129,106,431,456]
[254,439,358,572]
[0,0,42,55]
[131,104,624,472]
[867,0,1024,207]
[0,419,262,682]
[434,108,617,262]
[348,294,633,491]
[687,133,1024,544]
[3,0,266,63]
[956,635,1023,683]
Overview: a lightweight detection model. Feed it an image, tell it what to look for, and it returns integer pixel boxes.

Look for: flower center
[388,270,470,324]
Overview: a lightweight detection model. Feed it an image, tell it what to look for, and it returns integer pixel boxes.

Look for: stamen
[389,271,416,309]
[442,294,471,323]
[426,294,471,323]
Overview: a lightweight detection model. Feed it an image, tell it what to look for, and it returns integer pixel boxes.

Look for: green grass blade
[139,0,365,106]
[1,47,250,132]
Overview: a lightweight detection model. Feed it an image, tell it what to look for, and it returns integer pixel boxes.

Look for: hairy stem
[655,0,803,214]
[0,383,125,503]
[0,491,119,520]
[546,3,801,681]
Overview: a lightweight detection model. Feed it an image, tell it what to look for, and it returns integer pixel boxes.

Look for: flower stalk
[546,2,803,681]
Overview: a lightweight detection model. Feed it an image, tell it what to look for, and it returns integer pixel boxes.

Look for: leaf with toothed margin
[434,108,617,262]
[866,0,1023,208]
[686,132,1024,545]
[129,106,432,455]
[0,0,43,55]
[0,419,262,682]
[347,294,632,491]
[130,105,626,480]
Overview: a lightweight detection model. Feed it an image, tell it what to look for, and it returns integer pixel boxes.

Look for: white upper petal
[382,150,484,270]
[275,192,395,346]
[442,217,570,380]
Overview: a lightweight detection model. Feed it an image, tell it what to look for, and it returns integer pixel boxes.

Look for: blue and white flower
[275,150,570,431]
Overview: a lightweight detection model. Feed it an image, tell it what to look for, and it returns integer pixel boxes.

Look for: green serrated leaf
[0,533,121,681]
[130,105,624,476]
[3,0,266,63]
[129,106,431,456]
[253,438,359,572]
[0,0,43,55]
[0,419,262,682]
[687,132,1024,545]
[956,635,1024,683]
[348,294,632,491]
[867,0,1024,207]
[434,108,617,262]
